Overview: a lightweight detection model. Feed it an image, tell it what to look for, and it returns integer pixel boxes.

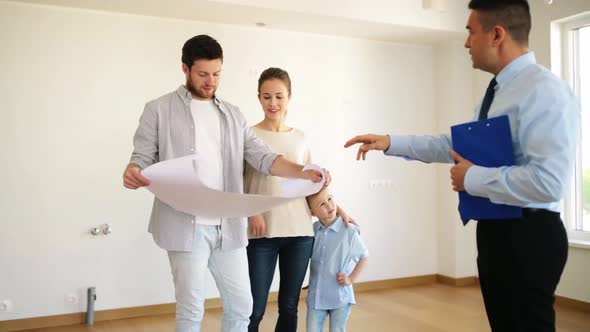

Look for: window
[559,13,590,243]
[576,26,590,233]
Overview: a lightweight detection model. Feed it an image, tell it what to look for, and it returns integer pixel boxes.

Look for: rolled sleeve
[242,119,280,175]
[130,102,159,169]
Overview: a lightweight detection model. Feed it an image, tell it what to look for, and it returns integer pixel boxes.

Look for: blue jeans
[247,236,314,332]
[306,304,352,332]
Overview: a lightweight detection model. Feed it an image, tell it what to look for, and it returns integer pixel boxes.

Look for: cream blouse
[244,126,314,238]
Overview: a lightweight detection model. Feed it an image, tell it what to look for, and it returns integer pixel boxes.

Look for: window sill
[569,240,590,250]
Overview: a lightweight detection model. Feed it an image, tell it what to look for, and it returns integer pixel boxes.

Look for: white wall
[208,0,470,32]
[2,0,587,323]
[529,0,590,304]
[0,1,450,320]
[433,40,484,279]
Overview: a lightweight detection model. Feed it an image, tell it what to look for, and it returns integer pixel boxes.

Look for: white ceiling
[12,0,470,44]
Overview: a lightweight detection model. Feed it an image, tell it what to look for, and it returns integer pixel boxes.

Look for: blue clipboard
[450,115,523,224]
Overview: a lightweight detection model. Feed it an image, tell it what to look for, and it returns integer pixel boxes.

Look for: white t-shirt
[191,99,223,226]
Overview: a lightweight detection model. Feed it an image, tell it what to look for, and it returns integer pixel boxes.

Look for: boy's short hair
[306,186,329,209]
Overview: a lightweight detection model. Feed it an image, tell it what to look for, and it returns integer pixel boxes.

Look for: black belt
[522,208,560,218]
[476,208,560,223]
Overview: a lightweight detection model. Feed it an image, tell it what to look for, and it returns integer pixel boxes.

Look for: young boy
[306,186,369,332]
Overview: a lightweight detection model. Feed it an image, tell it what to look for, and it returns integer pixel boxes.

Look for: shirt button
[190,147,195,152]
[191,219,195,224]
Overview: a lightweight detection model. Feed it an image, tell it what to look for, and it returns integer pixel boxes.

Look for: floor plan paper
[141,154,325,218]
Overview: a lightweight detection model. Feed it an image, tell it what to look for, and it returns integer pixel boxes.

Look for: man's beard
[186,80,215,99]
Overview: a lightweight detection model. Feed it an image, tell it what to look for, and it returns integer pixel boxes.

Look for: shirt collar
[495,52,536,89]
[318,216,343,232]
[176,85,222,107]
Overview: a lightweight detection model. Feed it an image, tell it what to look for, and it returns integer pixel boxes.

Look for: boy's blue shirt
[307,216,369,310]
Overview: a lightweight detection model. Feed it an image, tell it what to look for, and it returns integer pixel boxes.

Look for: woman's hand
[249,214,266,237]
[338,207,359,228]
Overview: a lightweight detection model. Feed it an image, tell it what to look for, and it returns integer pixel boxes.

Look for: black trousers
[476,209,568,332]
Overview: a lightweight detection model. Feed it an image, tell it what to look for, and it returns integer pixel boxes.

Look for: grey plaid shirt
[130,85,279,251]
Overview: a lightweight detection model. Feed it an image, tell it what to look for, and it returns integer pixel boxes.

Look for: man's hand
[450,150,474,192]
[270,157,330,185]
[249,215,266,237]
[302,167,332,185]
[337,273,352,286]
[302,169,323,183]
[344,134,391,160]
[323,169,332,186]
[123,163,150,189]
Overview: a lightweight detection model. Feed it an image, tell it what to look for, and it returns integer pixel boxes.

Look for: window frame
[557,13,590,244]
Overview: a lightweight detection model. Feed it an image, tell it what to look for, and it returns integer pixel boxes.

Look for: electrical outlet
[369,179,394,189]
[65,293,79,304]
[369,179,379,189]
[0,299,13,313]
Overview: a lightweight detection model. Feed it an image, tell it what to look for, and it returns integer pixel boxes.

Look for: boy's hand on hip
[337,273,352,286]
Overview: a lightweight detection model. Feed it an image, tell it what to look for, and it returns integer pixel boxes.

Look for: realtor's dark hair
[468,0,531,45]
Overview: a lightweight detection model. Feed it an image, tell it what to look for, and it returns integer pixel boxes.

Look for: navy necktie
[478,77,497,120]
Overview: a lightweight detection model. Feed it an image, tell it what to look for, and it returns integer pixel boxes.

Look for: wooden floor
[24,284,590,332]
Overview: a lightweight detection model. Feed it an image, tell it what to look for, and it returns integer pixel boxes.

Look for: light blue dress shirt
[307,217,369,310]
[385,52,581,213]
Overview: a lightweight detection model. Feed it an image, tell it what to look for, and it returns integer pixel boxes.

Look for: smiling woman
[243,67,315,332]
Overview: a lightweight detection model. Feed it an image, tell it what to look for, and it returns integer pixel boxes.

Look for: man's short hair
[468,0,531,45]
[181,35,223,68]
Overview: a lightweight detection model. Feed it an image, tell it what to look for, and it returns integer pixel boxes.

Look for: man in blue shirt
[306,187,369,332]
[344,1,580,331]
